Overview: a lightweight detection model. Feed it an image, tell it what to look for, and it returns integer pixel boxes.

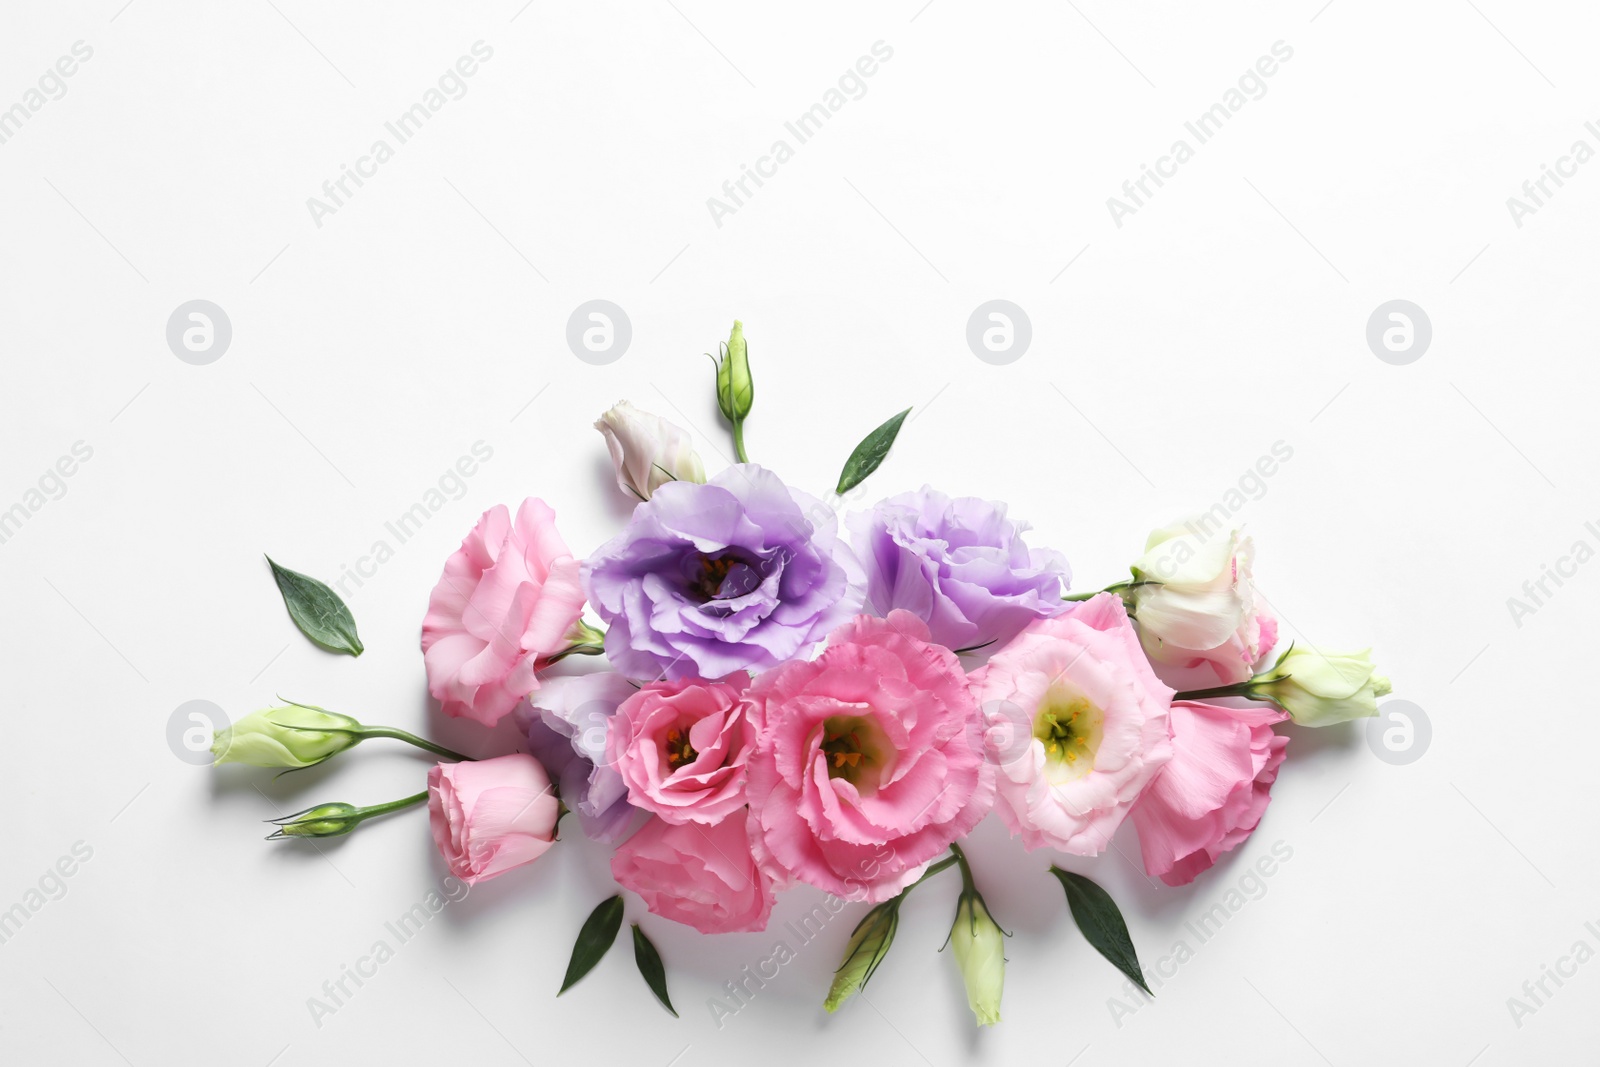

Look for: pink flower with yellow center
[969,593,1172,856]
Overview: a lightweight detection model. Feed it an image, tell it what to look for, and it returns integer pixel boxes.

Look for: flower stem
[1063,579,1160,602]
[732,420,749,463]
[949,842,977,892]
[356,790,429,821]
[911,854,960,891]
[545,642,606,665]
[1172,682,1254,702]
[355,726,474,762]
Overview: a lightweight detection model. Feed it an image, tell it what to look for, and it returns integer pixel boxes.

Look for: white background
[3,1,1596,1064]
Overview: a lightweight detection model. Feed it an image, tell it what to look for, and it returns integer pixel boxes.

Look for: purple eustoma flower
[514,673,636,842]
[850,487,1070,651]
[582,464,863,681]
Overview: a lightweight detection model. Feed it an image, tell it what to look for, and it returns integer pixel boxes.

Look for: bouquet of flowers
[214,321,1391,1025]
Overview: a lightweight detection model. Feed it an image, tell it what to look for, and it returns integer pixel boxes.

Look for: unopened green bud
[824,899,899,1013]
[1245,645,1391,727]
[212,704,362,768]
[268,802,361,839]
[715,320,753,424]
[265,790,428,841]
[950,890,1006,1026]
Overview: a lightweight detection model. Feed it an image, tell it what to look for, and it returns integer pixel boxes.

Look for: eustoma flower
[745,611,991,903]
[1125,521,1276,688]
[1129,701,1288,885]
[422,499,588,726]
[969,593,1172,856]
[427,754,560,885]
[582,464,863,681]
[595,400,705,501]
[516,673,637,842]
[851,487,1069,651]
[606,677,754,824]
[610,811,777,933]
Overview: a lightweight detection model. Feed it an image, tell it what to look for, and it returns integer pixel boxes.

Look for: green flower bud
[1246,645,1391,727]
[267,802,361,839]
[949,890,1006,1026]
[564,617,606,651]
[212,704,361,768]
[265,790,429,841]
[715,319,753,424]
[824,899,900,1013]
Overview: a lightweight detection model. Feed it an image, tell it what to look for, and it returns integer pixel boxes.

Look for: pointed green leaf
[266,556,363,656]
[835,407,911,494]
[559,895,625,995]
[631,923,678,1017]
[1050,867,1151,996]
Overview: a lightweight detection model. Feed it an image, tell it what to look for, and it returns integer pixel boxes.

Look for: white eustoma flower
[1128,520,1274,686]
[595,400,705,501]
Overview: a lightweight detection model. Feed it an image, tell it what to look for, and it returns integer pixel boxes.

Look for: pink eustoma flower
[421,499,587,726]
[745,611,992,904]
[1130,701,1288,885]
[427,754,560,885]
[606,677,755,825]
[969,592,1172,856]
[611,811,777,933]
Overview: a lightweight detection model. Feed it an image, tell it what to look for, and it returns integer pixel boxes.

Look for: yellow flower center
[1033,689,1103,783]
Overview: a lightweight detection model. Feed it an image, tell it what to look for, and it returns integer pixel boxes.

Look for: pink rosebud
[611,811,777,934]
[421,499,588,726]
[427,754,560,885]
[1129,702,1288,885]
[606,677,754,825]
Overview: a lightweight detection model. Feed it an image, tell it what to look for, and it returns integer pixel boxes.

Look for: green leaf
[835,407,911,495]
[631,923,678,1017]
[559,895,625,995]
[266,557,363,656]
[1050,867,1151,996]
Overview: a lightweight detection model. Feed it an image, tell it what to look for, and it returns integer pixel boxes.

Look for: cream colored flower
[595,400,705,501]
